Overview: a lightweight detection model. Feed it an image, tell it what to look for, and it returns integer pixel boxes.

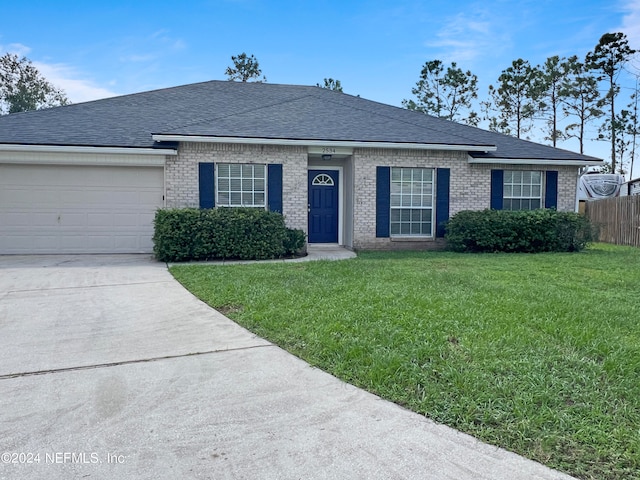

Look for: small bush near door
[153,208,306,262]
[445,209,594,253]
[283,228,307,256]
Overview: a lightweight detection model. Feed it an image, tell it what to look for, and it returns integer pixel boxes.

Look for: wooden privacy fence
[584,196,640,247]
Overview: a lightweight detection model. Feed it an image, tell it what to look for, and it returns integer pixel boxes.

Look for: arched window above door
[312,173,335,186]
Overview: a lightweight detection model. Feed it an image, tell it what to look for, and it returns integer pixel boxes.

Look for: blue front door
[308,170,339,243]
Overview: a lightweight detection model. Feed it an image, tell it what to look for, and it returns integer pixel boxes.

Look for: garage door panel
[139,191,163,206]
[0,164,164,254]
[115,214,144,227]
[86,235,117,249]
[32,235,60,250]
[140,212,157,223]
[58,235,87,250]
[6,189,59,206]
[87,213,113,226]
[114,236,141,250]
[0,212,32,226]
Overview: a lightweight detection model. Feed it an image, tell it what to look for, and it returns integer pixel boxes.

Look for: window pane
[513,171,522,183]
[229,164,242,177]
[218,164,229,177]
[389,167,434,237]
[503,170,542,211]
[504,170,513,183]
[425,183,433,195]
[217,163,266,207]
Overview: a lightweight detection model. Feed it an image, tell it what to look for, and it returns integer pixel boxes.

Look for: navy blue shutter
[435,168,450,237]
[267,164,283,213]
[199,162,215,209]
[376,166,391,238]
[544,171,558,209]
[490,169,504,210]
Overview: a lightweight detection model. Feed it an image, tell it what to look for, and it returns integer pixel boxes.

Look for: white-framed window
[217,163,266,207]
[390,167,434,236]
[503,170,542,210]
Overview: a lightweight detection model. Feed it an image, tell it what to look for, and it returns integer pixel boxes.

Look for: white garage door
[0,164,164,254]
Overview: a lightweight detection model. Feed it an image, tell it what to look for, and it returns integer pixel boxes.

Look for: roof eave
[0,143,177,156]
[151,134,498,152]
[468,156,603,167]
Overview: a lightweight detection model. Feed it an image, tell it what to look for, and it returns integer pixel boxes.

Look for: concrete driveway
[0,255,576,480]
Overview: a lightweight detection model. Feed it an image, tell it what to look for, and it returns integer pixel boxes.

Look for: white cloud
[1,43,32,56]
[426,10,508,64]
[118,30,187,64]
[620,0,640,43]
[33,61,119,103]
[151,29,186,50]
[1,43,118,104]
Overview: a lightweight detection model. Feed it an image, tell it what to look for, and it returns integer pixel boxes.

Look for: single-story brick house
[0,80,601,254]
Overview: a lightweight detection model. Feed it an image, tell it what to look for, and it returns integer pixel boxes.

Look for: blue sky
[1,0,639,175]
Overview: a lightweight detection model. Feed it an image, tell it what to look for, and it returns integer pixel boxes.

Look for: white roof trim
[468,156,603,166]
[0,144,177,156]
[0,144,172,167]
[151,134,498,152]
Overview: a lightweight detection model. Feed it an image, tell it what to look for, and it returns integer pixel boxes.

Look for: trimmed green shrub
[283,228,307,256]
[445,209,594,253]
[153,208,307,262]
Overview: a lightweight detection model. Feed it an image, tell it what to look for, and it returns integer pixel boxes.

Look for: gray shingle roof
[0,80,601,162]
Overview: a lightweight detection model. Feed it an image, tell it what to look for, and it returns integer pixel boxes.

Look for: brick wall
[165,142,308,232]
[351,148,579,250]
[166,142,579,251]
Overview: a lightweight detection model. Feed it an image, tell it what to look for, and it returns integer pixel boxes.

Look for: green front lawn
[170,244,640,480]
